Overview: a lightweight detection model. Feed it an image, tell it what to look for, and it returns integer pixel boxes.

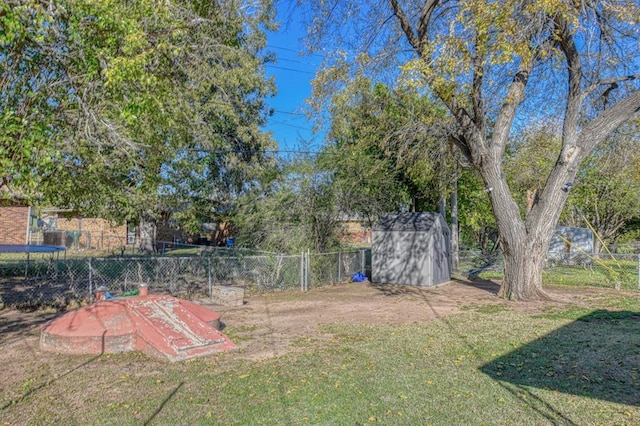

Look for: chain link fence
[5,245,636,309]
[0,249,371,309]
[306,251,369,288]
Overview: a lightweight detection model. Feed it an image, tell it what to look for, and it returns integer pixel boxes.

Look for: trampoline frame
[0,244,66,278]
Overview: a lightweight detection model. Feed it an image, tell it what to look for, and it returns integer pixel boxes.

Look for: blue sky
[263,4,323,152]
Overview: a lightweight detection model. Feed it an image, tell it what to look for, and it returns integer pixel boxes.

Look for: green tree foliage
[0,1,69,195]
[504,124,562,214]
[234,154,341,254]
[457,167,496,251]
[563,129,640,253]
[505,123,640,253]
[2,0,276,251]
[320,77,454,224]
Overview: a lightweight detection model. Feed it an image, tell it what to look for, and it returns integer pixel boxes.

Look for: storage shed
[548,226,594,261]
[372,212,451,286]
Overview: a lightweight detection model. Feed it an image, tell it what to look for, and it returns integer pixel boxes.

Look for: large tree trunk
[500,235,549,300]
[481,158,560,300]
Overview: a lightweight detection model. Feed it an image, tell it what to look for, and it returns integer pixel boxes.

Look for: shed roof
[373,212,443,232]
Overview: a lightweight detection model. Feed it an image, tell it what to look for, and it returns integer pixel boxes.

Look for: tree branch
[490,61,533,154]
[449,135,472,163]
[388,0,419,49]
[554,14,582,144]
[579,90,640,152]
[471,47,484,130]
[417,0,439,49]
[490,35,553,157]
[583,74,640,98]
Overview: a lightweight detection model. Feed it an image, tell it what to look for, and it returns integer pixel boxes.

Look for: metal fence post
[338,251,342,282]
[304,249,311,291]
[208,256,212,298]
[300,252,304,291]
[637,254,640,290]
[88,258,93,303]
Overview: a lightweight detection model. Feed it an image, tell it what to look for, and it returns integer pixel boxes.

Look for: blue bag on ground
[351,271,367,282]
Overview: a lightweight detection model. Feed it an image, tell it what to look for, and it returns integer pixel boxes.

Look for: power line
[273,109,306,116]
[277,57,320,66]
[266,64,315,75]
[267,120,314,131]
[267,44,326,59]
[267,44,299,53]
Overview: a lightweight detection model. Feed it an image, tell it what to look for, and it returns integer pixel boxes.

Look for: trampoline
[0,244,66,278]
[0,244,66,254]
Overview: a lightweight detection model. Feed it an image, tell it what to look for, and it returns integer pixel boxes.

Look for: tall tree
[305,0,640,300]
[321,78,453,224]
[234,154,341,254]
[2,0,277,252]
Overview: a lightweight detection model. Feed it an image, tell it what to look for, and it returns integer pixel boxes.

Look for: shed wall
[548,226,594,260]
[372,230,433,286]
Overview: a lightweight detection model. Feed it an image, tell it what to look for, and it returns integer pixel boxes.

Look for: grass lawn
[1,288,639,425]
[477,259,639,291]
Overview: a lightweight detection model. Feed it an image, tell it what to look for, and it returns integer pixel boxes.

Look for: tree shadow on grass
[452,277,501,295]
[0,310,58,346]
[368,278,500,297]
[480,309,640,406]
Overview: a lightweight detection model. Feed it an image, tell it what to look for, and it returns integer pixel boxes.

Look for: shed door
[431,227,450,284]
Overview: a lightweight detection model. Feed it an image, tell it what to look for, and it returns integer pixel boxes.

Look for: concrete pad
[211,286,244,307]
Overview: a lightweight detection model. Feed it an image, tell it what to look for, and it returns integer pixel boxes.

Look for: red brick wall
[56,217,127,249]
[340,220,372,243]
[0,206,30,244]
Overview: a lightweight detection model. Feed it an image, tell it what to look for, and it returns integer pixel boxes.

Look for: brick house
[41,209,193,251]
[50,215,129,250]
[0,205,34,244]
[338,214,372,244]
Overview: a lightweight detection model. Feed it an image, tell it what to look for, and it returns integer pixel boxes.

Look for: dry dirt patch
[0,279,601,363]
[207,280,508,360]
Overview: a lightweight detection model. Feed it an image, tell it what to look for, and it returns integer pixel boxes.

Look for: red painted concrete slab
[40,295,236,362]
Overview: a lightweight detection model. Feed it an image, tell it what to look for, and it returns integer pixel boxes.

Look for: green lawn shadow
[480,310,640,406]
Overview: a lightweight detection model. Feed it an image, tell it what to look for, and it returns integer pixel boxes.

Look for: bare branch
[388,0,419,49]
[416,0,439,49]
[583,74,640,98]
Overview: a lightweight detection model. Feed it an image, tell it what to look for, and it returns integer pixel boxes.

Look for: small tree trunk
[451,179,459,271]
[592,238,601,259]
[139,213,157,254]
